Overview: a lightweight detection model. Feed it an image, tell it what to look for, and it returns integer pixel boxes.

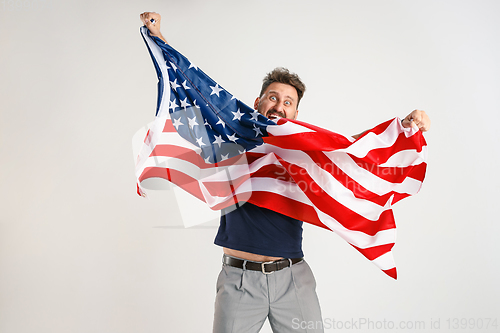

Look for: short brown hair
[259,67,306,106]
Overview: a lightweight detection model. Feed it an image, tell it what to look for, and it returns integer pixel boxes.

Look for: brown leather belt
[223,255,303,274]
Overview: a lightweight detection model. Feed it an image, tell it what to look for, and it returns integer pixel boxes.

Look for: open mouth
[266,112,284,120]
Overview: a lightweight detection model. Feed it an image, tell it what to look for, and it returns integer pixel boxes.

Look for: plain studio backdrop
[1,1,499,332]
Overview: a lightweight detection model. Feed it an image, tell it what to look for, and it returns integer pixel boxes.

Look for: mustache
[265,109,286,118]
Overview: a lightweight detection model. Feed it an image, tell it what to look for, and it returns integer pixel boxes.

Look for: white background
[1,0,499,332]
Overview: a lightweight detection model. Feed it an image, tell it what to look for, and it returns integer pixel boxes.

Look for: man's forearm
[151,33,167,44]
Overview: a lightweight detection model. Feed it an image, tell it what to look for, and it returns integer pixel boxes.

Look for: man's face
[254,82,299,120]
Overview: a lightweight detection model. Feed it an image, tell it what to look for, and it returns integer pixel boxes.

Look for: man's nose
[273,102,284,112]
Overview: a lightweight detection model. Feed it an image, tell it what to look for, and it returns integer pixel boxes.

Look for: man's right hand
[140,12,167,43]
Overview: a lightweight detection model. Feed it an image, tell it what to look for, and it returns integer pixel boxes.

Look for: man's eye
[285,101,291,106]
[270,96,277,101]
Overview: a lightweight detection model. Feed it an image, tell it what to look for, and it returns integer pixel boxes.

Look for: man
[212,67,323,333]
[140,12,430,333]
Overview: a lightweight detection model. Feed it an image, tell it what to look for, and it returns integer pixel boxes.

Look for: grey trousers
[213,256,324,333]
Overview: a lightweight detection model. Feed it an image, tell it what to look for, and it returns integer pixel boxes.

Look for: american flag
[135,27,427,279]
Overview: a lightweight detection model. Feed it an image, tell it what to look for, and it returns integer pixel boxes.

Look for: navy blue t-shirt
[214,202,304,258]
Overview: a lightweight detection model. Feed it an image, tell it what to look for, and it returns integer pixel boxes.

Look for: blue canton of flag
[140,27,276,164]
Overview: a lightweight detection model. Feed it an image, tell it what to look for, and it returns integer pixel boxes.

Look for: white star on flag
[188,116,198,129]
[210,83,223,97]
[170,79,181,90]
[204,119,212,129]
[253,125,263,137]
[195,137,205,146]
[180,97,191,109]
[213,134,225,148]
[172,117,183,130]
[227,133,238,142]
[250,110,260,121]
[169,100,179,111]
[182,80,190,90]
[232,109,244,121]
[216,117,226,128]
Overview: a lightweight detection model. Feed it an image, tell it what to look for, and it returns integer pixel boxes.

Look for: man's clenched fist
[140,12,167,43]
[402,109,431,132]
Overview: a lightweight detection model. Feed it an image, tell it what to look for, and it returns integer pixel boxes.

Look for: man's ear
[254,97,260,110]
[293,109,299,120]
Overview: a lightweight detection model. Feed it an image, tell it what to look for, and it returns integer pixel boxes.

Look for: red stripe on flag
[278,160,397,235]
[362,132,426,165]
[139,167,205,201]
[151,145,208,166]
[349,155,427,183]
[383,267,397,280]
[247,191,330,231]
[163,119,176,132]
[264,130,352,151]
[352,243,395,261]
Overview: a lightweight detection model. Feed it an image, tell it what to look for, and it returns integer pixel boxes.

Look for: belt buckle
[261,261,275,275]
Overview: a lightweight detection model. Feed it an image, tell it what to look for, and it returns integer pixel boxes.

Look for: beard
[265,109,286,120]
